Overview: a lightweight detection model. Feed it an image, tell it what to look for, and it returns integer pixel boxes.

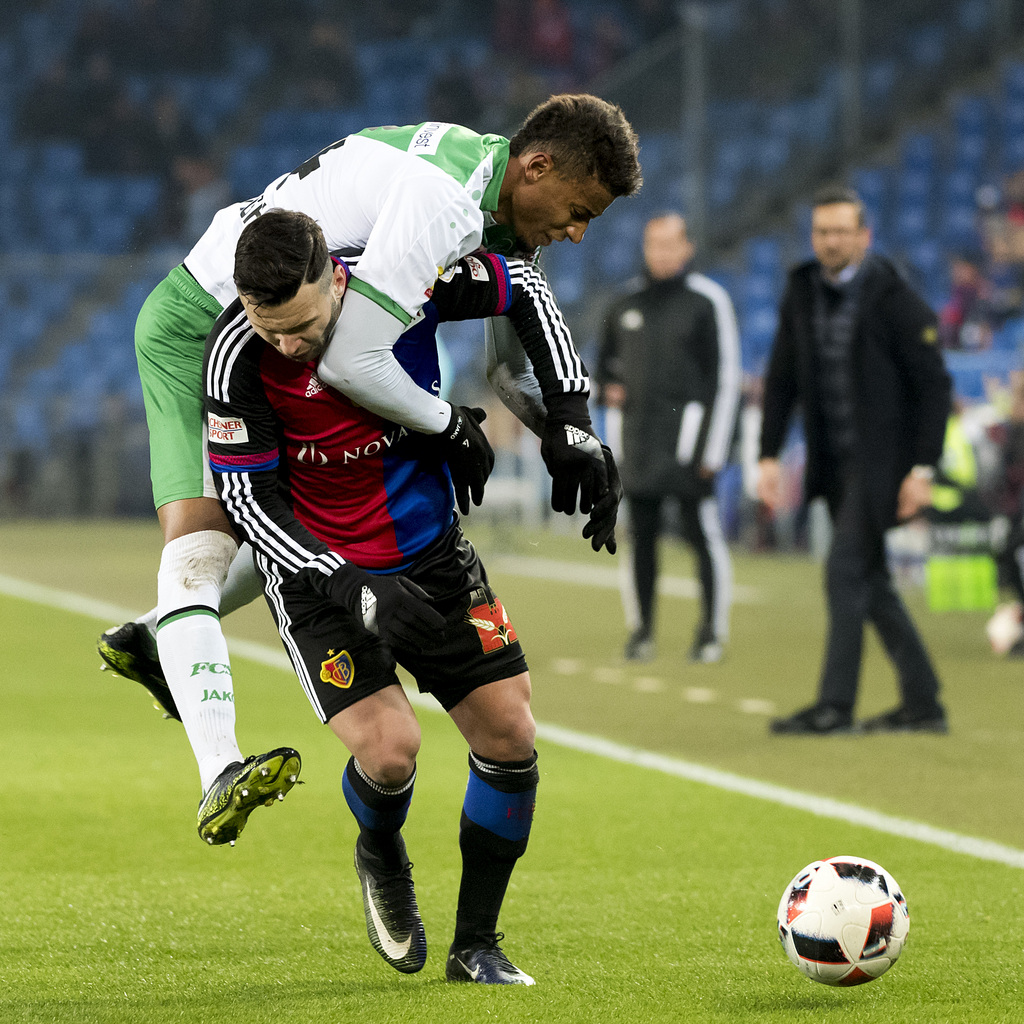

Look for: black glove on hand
[442,405,494,516]
[581,445,622,555]
[541,419,609,515]
[325,565,446,652]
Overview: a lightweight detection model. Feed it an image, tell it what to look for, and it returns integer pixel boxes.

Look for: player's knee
[358,722,420,786]
[484,707,536,763]
[160,531,238,590]
[364,743,419,788]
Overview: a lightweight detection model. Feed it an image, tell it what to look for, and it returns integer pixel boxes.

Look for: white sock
[136,542,261,642]
[138,606,159,643]
[220,543,266,617]
[156,531,243,793]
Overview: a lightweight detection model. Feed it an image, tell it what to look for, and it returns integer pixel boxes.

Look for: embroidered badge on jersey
[463,255,487,280]
[208,413,249,444]
[465,587,518,653]
[320,649,355,689]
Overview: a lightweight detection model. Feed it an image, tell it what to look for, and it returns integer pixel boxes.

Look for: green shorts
[135,265,223,509]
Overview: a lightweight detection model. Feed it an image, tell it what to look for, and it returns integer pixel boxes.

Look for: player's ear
[331,263,348,298]
[523,151,554,183]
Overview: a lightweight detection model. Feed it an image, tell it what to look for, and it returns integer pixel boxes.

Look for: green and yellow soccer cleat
[197,748,302,846]
[98,622,180,721]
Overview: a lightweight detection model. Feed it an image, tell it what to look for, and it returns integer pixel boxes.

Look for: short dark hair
[509,93,643,198]
[811,184,867,227]
[233,209,330,308]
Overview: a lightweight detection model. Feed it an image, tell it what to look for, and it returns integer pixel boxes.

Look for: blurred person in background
[597,213,741,663]
[939,252,994,350]
[759,185,952,735]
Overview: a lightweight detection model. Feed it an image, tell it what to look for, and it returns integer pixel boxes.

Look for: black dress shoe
[858,705,948,734]
[770,703,855,735]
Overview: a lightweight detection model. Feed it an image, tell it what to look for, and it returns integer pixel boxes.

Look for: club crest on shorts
[320,649,355,689]
[465,588,517,653]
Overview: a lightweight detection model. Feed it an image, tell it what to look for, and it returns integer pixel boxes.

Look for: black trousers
[627,491,731,642]
[818,474,942,712]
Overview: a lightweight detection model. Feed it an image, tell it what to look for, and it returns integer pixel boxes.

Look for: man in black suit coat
[758,185,952,735]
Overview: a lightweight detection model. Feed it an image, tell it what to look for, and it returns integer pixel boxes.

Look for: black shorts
[257,523,528,722]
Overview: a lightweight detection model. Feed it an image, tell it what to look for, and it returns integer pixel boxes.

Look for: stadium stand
[3,0,1024,515]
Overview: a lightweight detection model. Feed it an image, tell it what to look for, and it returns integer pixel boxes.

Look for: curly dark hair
[509,93,643,198]
[233,209,330,308]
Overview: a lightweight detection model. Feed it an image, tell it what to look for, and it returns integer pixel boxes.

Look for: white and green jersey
[184,123,516,321]
[183,122,588,434]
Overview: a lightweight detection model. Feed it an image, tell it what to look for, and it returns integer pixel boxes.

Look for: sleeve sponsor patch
[463,254,488,281]
[208,413,249,444]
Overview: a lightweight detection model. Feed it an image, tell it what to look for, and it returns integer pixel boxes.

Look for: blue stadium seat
[991,318,1024,352]
[908,24,947,68]
[902,132,938,171]
[944,349,1020,399]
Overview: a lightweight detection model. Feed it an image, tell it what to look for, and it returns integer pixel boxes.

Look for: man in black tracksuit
[759,185,952,734]
[598,213,741,662]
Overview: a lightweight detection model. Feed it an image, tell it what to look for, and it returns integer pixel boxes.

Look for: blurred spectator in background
[85,88,162,175]
[150,92,205,178]
[939,252,994,350]
[427,56,486,130]
[597,212,741,664]
[16,59,82,142]
[635,0,677,41]
[153,152,232,245]
[760,185,951,736]
[987,372,1024,621]
[280,17,364,109]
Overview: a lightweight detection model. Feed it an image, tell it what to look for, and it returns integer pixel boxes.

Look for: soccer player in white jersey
[99,94,642,846]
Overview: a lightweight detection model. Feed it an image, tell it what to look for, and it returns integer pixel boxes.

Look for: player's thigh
[157,496,236,545]
[135,268,220,509]
[328,685,421,784]
[259,565,411,742]
[447,671,535,762]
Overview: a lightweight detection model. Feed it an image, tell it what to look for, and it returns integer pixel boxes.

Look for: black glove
[582,446,621,554]
[442,405,494,516]
[324,565,446,652]
[541,419,608,515]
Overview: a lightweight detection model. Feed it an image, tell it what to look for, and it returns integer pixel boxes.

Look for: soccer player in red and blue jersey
[203,210,614,985]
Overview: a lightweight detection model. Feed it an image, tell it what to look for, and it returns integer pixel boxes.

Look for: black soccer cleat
[98,621,180,721]
[354,833,426,974]
[769,703,855,735]
[446,934,535,985]
[197,747,301,846]
[623,631,655,662]
[858,704,949,734]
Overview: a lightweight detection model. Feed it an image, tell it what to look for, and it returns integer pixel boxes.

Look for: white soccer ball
[777,856,909,986]
[986,601,1024,656]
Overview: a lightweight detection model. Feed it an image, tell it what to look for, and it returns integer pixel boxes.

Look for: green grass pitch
[1,520,1023,1023]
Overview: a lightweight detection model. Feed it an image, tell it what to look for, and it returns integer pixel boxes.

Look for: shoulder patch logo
[320,649,355,689]
[409,122,453,156]
[621,308,644,330]
[463,255,488,280]
[922,325,938,345]
[208,413,249,444]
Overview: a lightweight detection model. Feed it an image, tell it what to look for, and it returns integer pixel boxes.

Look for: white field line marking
[487,556,761,603]
[5,573,1023,870]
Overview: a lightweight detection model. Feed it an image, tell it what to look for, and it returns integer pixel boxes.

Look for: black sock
[341,756,415,871]
[454,750,539,946]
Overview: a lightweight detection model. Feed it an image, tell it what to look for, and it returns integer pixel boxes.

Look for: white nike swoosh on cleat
[455,957,482,980]
[365,879,413,961]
